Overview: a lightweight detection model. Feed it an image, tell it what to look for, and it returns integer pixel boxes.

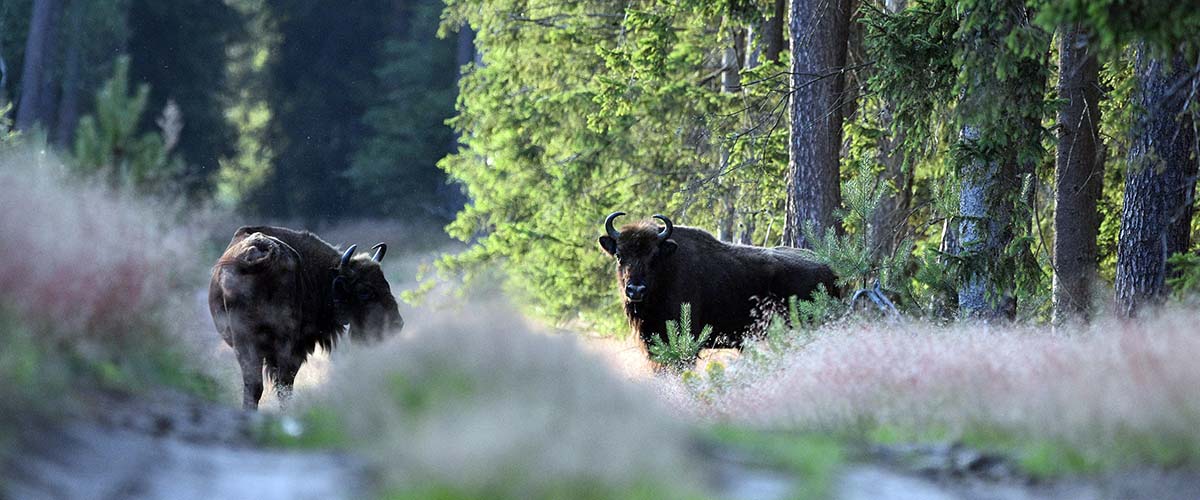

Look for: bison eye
[357,290,373,301]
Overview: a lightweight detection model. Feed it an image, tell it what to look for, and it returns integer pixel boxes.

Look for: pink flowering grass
[673,311,1200,471]
[0,148,225,397]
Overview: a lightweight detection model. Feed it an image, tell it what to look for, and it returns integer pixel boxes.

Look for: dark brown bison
[598,212,838,353]
[209,225,403,410]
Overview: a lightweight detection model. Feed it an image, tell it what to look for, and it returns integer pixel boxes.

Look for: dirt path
[4,391,368,500]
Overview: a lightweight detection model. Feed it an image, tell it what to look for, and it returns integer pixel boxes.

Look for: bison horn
[371,243,387,263]
[653,214,673,240]
[604,211,625,239]
[339,244,357,268]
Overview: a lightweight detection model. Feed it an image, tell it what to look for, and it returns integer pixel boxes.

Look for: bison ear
[598,236,618,256]
[658,240,677,258]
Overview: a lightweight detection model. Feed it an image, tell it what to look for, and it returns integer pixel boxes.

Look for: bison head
[597,212,677,303]
[333,243,403,341]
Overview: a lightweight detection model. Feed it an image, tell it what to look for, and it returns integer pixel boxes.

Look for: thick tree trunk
[957,126,1018,320]
[783,0,851,248]
[1115,46,1199,317]
[1051,24,1102,323]
[15,0,62,131]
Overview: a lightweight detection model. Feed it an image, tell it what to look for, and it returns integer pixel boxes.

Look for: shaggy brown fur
[209,225,402,410]
[599,217,838,353]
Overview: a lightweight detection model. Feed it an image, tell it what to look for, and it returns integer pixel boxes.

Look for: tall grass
[676,312,1200,473]
[295,302,704,499]
[0,147,226,408]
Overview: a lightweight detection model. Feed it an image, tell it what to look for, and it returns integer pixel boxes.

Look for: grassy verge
[674,311,1200,479]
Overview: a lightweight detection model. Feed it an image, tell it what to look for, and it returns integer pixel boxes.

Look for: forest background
[3,0,1199,332]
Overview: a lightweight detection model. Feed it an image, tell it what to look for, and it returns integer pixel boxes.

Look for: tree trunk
[1115,45,1199,317]
[716,26,744,242]
[868,125,911,259]
[957,125,1018,320]
[762,0,786,64]
[54,6,85,148]
[15,0,62,131]
[1051,24,1102,323]
[0,34,9,106]
[783,0,851,248]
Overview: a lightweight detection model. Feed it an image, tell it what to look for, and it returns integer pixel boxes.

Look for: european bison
[209,226,403,410]
[598,212,838,353]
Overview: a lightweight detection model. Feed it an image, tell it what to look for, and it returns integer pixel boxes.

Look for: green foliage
[789,287,845,329]
[801,161,913,294]
[125,0,243,194]
[862,0,958,161]
[347,0,459,220]
[0,103,18,149]
[1166,252,1200,300]
[215,0,277,208]
[438,0,790,329]
[865,0,1053,318]
[72,57,182,191]
[647,304,712,370]
[961,424,1200,478]
[379,478,695,500]
[257,406,349,449]
[1095,52,1135,283]
[251,0,398,219]
[707,426,846,500]
[1036,1,1200,54]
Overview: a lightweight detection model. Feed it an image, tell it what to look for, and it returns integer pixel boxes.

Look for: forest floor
[8,382,1200,500]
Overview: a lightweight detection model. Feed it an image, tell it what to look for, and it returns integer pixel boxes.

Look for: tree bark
[868,123,911,259]
[1115,45,1199,317]
[957,125,1018,320]
[15,0,62,131]
[1051,24,1102,323]
[783,0,851,248]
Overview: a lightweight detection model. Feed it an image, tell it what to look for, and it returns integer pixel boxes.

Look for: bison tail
[217,233,288,273]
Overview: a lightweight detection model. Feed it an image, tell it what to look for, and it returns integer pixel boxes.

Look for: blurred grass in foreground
[267,303,711,500]
[0,147,222,460]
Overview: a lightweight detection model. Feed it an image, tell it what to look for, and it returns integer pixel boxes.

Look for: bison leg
[234,341,264,411]
[268,358,302,409]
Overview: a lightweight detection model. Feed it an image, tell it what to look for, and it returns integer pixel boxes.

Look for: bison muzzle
[209,226,403,410]
[598,212,838,354]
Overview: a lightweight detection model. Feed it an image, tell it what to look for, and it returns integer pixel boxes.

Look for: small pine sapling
[648,303,712,371]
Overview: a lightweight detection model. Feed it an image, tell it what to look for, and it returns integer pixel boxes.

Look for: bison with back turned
[209,225,403,410]
[598,212,838,356]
